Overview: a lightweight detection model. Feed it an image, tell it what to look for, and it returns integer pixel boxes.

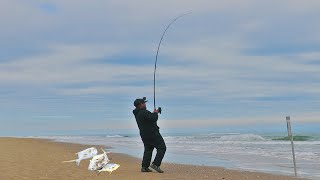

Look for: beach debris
[63,147,120,174]
[97,163,120,174]
[88,148,110,171]
[63,147,98,166]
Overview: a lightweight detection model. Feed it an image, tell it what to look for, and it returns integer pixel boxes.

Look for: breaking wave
[218,134,266,141]
[105,135,128,138]
[272,135,313,141]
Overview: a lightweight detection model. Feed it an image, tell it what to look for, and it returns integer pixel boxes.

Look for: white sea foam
[218,134,266,141]
[105,135,126,138]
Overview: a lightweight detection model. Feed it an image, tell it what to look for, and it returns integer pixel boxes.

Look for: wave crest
[106,135,127,138]
[219,134,266,141]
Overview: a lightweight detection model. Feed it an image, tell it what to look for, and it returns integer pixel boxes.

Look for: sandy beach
[0,138,307,180]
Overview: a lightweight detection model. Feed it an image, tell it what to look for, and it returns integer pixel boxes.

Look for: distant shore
[0,137,307,180]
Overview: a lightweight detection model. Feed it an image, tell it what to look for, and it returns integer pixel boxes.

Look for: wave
[272,135,312,141]
[218,134,266,141]
[205,133,241,137]
[207,133,241,135]
[105,135,128,138]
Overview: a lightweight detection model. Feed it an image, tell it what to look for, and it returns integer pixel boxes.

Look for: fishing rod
[153,12,191,112]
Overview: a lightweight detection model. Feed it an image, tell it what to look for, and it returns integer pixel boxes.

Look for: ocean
[35,132,320,179]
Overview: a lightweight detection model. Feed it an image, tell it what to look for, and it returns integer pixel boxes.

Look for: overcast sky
[1,0,320,135]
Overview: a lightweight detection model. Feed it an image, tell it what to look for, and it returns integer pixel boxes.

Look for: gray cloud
[1,1,320,132]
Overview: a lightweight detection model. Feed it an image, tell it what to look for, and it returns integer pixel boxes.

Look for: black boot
[150,164,164,173]
[141,167,152,172]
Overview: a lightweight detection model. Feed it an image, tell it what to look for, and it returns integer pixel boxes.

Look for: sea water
[37,133,320,179]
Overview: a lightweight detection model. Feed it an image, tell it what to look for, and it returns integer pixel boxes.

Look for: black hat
[134,97,148,107]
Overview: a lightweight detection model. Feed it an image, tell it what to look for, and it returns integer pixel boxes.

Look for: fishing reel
[142,97,162,114]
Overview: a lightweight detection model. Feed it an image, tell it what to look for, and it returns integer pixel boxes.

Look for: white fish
[63,147,98,166]
[88,148,110,171]
[97,163,120,174]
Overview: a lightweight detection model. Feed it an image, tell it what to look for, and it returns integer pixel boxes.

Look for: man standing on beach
[132,97,166,173]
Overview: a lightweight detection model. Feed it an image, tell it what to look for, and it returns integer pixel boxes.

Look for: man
[132,97,166,173]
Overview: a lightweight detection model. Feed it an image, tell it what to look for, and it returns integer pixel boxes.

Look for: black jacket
[133,108,159,138]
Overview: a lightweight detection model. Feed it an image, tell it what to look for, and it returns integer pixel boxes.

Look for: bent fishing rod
[153,12,191,112]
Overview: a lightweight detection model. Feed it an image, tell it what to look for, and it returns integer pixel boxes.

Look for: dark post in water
[286,116,297,176]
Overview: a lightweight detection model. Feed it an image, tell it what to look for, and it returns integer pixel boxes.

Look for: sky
[1,0,320,136]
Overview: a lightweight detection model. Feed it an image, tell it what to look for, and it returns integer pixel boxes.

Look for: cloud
[0,44,147,84]
[159,112,320,129]
[38,3,58,13]
[1,39,319,104]
[1,1,320,134]
[56,85,153,96]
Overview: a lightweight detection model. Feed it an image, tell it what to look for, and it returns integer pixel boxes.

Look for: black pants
[141,132,166,167]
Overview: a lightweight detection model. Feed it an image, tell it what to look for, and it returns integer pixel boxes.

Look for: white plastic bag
[97,163,120,174]
[63,147,98,166]
[88,149,110,171]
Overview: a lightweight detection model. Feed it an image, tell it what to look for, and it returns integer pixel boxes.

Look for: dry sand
[0,138,307,180]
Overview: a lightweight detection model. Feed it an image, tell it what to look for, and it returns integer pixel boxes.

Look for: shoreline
[0,137,309,180]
